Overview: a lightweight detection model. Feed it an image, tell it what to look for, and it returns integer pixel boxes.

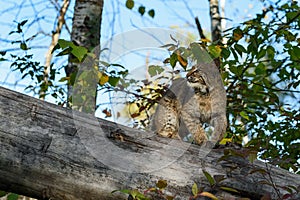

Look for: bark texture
[209,0,222,43]
[65,0,104,108]
[0,86,300,200]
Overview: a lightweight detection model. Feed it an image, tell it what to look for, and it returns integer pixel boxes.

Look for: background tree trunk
[209,0,222,43]
[0,86,300,200]
[65,0,104,109]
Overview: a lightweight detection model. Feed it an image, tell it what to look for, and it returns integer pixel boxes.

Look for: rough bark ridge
[0,86,300,200]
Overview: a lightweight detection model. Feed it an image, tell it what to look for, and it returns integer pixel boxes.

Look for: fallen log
[0,86,299,200]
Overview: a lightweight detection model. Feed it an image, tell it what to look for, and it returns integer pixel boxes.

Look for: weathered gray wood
[0,86,299,200]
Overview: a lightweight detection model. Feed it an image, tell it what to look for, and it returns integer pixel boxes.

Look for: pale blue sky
[0,0,264,93]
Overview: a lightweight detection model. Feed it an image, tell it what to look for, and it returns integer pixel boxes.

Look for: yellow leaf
[219,138,232,145]
[192,183,198,196]
[234,32,243,41]
[99,73,109,85]
[176,52,188,68]
[201,38,211,43]
[200,191,218,200]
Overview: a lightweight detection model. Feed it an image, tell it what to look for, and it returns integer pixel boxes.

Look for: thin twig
[195,17,207,40]
[42,0,70,99]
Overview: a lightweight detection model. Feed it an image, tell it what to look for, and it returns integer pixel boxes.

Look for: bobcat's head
[186,67,209,95]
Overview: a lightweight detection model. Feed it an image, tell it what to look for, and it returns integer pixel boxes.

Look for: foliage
[112,180,175,200]
[0,191,19,200]
[1,0,299,179]
[5,20,66,102]
[53,39,128,112]
[117,1,300,173]
[125,0,155,18]
[221,1,300,172]
[1,0,300,199]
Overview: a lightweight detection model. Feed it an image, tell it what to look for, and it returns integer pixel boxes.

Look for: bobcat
[151,63,227,145]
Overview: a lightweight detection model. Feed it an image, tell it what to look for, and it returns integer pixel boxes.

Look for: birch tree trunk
[209,0,222,43]
[65,0,104,110]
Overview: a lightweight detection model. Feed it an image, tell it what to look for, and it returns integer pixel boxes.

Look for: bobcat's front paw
[157,130,180,139]
[193,132,208,145]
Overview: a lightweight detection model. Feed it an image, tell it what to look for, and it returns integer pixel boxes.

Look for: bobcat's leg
[151,99,180,139]
[193,124,208,144]
[181,110,208,145]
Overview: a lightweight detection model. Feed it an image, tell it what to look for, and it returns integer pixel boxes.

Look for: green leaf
[266,46,275,59]
[221,48,230,59]
[286,11,298,23]
[148,65,164,77]
[257,48,266,59]
[111,189,131,195]
[208,45,222,58]
[56,47,72,57]
[233,27,243,41]
[0,190,7,197]
[289,46,300,61]
[255,63,266,75]
[192,183,198,196]
[148,9,155,18]
[240,111,249,120]
[203,170,215,186]
[55,39,88,61]
[229,64,238,76]
[51,43,61,54]
[125,0,134,9]
[169,52,178,68]
[57,39,73,49]
[234,44,246,56]
[71,46,88,62]
[130,189,147,199]
[138,6,146,16]
[7,193,18,200]
[108,76,120,87]
[220,186,239,193]
[230,47,239,61]
[20,42,28,50]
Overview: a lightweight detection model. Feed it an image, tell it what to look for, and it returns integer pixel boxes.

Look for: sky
[0,0,266,121]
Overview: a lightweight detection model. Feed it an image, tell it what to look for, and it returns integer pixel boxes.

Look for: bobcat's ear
[187,65,197,77]
[191,65,196,71]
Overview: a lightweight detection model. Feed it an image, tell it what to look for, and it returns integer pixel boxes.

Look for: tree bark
[0,86,300,200]
[65,0,104,109]
[209,0,222,43]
